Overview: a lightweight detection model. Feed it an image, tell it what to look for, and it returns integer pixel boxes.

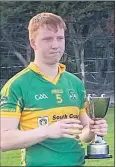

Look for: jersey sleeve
[79,82,87,115]
[0,81,24,118]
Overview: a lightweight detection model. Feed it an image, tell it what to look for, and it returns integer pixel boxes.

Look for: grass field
[1,108,115,166]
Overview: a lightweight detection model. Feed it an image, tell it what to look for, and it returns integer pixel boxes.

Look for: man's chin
[48,60,59,65]
[47,58,61,65]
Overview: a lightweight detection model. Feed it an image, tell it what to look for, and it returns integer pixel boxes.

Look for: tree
[0,1,115,93]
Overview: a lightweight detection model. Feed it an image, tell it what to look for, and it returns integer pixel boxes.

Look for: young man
[1,13,108,166]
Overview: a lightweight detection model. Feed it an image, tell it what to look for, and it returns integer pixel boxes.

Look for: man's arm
[78,114,108,143]
[78,114,95,143]
[1,117,83,152]
[1,117,49,151]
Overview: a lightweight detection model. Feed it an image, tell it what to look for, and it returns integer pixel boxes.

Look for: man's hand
[45,119,83,139]
[90,118,108,137]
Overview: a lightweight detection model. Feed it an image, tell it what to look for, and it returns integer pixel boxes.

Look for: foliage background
[0,1,115,99]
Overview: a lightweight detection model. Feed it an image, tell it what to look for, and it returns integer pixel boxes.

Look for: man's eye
[43,37,53,41]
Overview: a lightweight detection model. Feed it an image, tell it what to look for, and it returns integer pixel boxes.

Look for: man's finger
[60,119,81,124]
[90,128,107,133]
[94,119,107,125]
[62,128,82,135]
[89,119,95,125]
[62,133,76,139]
[61,123,83,129]
[90,124,107,129]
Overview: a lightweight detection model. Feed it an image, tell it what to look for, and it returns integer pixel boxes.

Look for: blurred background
[0,1,114,103]
[0,1,115,166]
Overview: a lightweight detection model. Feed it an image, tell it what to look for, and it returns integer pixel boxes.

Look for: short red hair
[28,12,67,40]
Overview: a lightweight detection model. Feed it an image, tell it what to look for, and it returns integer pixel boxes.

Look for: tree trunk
[67,23,81,75]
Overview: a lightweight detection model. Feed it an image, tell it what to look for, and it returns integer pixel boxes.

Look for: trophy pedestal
[85,94,113,159]
[85,154,112,159]
[85,143,112,159]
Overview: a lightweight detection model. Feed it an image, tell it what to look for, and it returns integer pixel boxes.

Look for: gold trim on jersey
[79,108,87,115]
[24,107,43,111]
[16,98,22,113]
[2,68,30,96]
[1,106,86,123]
[28,62,66,84]
[19,106,86,130]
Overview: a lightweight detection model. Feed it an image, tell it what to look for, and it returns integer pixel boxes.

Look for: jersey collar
[28,62,66,84]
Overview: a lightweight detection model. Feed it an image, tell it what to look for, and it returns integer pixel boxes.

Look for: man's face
[31,25,65,65]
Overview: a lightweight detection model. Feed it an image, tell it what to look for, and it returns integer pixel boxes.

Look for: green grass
[1,108,114,166]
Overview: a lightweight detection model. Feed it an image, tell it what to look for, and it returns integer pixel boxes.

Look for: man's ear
[30,39,37,50]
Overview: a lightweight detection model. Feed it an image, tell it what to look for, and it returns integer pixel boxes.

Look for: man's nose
[51,39,59,49]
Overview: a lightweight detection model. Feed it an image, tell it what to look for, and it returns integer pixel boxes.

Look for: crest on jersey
[68,90,77,100]
[38,117,49,126]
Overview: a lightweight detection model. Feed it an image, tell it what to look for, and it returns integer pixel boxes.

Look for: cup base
[85,154,112,159]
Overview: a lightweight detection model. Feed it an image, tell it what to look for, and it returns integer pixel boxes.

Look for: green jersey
[1,62,86,166]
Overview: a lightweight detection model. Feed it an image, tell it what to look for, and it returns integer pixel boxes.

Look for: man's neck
[33,60,59,80]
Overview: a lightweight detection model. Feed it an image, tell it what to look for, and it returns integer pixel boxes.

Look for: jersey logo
[68,90,77,100]
[35,94,48,100]
[38,117,49,126]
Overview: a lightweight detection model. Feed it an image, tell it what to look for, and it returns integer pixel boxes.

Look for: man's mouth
[50,52,60,54]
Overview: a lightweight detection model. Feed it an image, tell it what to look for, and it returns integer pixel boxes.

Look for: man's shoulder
[1,67,31,91]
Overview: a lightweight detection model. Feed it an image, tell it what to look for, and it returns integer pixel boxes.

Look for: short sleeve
[0,82,24,118]
[79,82,87,115]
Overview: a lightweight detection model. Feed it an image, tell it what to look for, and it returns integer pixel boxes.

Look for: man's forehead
[37,25,65,36]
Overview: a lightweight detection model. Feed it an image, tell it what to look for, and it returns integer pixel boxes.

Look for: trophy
[85,93,112,159]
